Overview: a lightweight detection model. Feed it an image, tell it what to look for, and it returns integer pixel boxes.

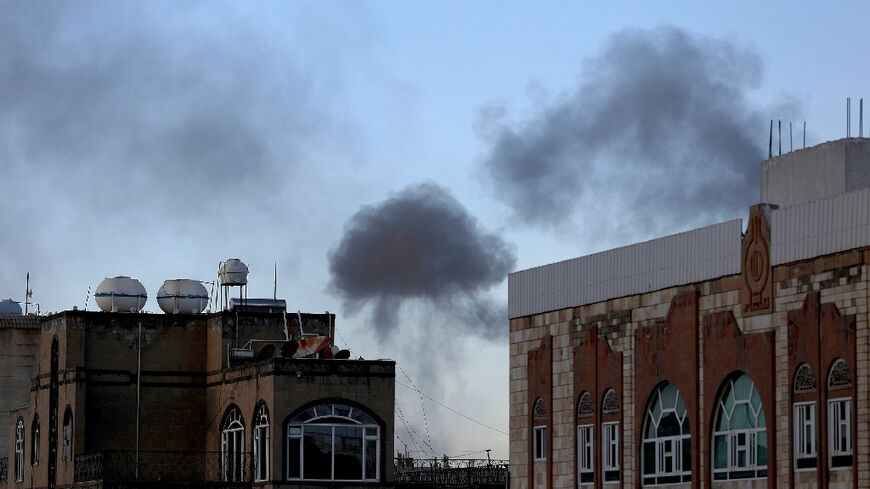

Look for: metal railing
[75,451,247,483]
[0,456,7,484]
[395,457,509,487]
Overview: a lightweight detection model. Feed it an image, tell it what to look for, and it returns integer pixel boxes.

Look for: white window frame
[792,402,816,471]
[711,376,767,480]
[221,408,245,482]
[828,397,852,470]
[15,419,24,482]
[602,422,620,484]
[32,416,40,466]
[533,425,547,461]
[577,424,593,485]
[253,404,270,482]
[286,403,381,482]
[642,383,691,486]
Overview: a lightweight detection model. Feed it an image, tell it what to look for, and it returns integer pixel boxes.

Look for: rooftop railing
[395,457,509,487]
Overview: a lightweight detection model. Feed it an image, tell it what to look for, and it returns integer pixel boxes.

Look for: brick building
[508,138,870,489]
[2,301,395,488]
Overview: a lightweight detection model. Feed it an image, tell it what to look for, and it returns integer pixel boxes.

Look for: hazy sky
[3,0,870,459]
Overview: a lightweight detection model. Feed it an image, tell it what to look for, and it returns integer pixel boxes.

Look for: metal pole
[135,321,142,479]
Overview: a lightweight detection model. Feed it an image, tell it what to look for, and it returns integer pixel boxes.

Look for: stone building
[2,302,395,488]
[508,138,870,489]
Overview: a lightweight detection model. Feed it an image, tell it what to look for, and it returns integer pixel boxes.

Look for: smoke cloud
[328,183,516,338]
[480,26,790,232]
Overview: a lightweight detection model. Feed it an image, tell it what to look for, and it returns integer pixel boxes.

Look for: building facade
[3,307,395,489]
[508,139,870,489]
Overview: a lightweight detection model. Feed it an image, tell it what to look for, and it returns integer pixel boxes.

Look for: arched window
[642,383,690,485]
[286,402,380,481]
[712,373,767,480]
[576,392,593,485]
[532,398,547,462]
[221,406,245,482]
[15,418,25,482]
[792,364,817,470]
[793,363,816,393]
[253,402,270,482]
[31,415,40,466]
[62,407,73,463]
[827,359,853,468]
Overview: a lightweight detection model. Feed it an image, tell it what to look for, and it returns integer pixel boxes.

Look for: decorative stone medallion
[741,204,774,316]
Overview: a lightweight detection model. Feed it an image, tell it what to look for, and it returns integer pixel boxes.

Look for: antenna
[273,262,277,300]
[24,273,32,315]
[789,122,793,152]
[778,120,782,156]
[803,121,807,148]
[847,97,851,137]
[861,98,864,137]
[768,120,773,158]
[84,286,91,311]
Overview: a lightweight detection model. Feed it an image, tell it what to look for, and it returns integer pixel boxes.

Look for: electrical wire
[397,365,435,458]
[396,379,508,436]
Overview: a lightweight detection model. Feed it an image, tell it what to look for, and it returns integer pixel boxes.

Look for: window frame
[221,406,246,482]
[642,383,691,486]
[602,421,620,484]
[285,402,381,482]
[253,402,270,482]
[711,374,767,481]
[31,415,40,466]
[533,425,548,462]
[577,424,593,485]
[828,397,852,470]
[15,418,25,482]
[61,407,73,464]
[792,402,816,471]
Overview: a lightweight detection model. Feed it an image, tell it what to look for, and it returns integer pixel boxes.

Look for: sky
[3,0,870,460]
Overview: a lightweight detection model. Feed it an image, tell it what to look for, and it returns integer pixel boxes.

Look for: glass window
[15,418,25,482]
[221,406,245,482]
[602,422,620,483]
[829,398,852,469]
[642,383,691,486]
[711,374,767,480]
[31,415,40,466]
[253,402,270,482]
[793,403,816,470]
[286,402,380,481]
[62,407,73,463]
[534,426,547,461]
[577,424,593,484]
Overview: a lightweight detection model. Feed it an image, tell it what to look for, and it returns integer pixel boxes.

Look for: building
[2,269,396,489]
[508,138,870,489]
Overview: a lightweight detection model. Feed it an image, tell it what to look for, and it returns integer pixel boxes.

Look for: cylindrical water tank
[94,276,147,313]
[0,299,22,315]
[219,259,248,285]
[157,279,209,314]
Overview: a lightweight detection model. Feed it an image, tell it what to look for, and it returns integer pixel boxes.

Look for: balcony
[74,451,249,486]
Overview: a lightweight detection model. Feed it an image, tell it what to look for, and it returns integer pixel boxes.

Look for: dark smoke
[328,183,516,338]
[480,26,791,232]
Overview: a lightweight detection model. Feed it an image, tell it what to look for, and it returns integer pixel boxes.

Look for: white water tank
[157,279,209,314]
[219,259,248,285]
[94,276,147,312]
[0,299,22,315]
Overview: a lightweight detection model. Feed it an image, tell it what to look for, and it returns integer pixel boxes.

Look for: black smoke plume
[328,183,516,338]
[480,26,791,233]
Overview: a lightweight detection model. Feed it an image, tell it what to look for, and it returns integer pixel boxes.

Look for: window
[221,406,245,482]
[15,418,24,482]
[31,415,40,466]
[602,422,620,483]
[642,383,691,485]
[577,424,593,484]
[793,403,816,470]
[253,402,270,482]
[712,374,767,480]
[829,398,852,469]
[62,407,73,463]
[286,402,380,481]
[533,426,547,461]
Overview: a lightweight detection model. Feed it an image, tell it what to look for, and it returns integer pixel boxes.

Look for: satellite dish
[258,344,276,361]
[281,340,298,358]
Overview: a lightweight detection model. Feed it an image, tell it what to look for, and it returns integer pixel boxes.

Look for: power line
[397,365,435,457]
[395,380,508,436]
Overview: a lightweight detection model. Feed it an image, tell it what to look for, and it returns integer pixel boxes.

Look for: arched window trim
[15,417,25,482]
[221,405,245,482]
[577,392,593,419]
[602,388,619,415]
[711,373,767,481]
[533,397,547,419]
[285,401,381,482]
[827,358,852,390]
[793,363,816,393]
[31,415,40,466]
[253,402,270,482]
[641,382,691,486]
